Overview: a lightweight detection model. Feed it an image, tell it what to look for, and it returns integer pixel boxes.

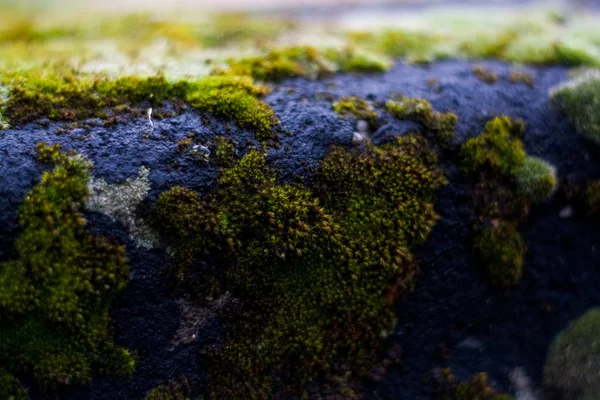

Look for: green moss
[460,116,526,176]
[472,65,498,84]
[333,96,378,130]
[386,97,457,149]
[185,76,278,142]
[35,142,65,163]
[0,368,28,400]
[550,71,600,145]
[585,180,600,215]
[544,308,600,399]
[212,136,236,167]
[432,368,513,400]
[152,135,445,397]
[324,47,390,73]
[475,221,525,289]
[514,156,557,203]
[0,145,133,392]
[509,71,534,87]
[144,376,191,400]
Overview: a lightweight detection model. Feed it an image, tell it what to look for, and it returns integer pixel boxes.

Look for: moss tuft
[0,145,133,392]
[475,221,525,289]
[472,65,499,84]
[386,97,457,149]
[460,116,526,176]
[333,96,378,130]
[432,368,513,400]
[550,71,600,146]
[0,368,28,400]
[152,136,445,397]
[144,376,191,400]
[212,136,236,167]
[509,71,534,87]
[544,308,600,399]
[514,156,557,203]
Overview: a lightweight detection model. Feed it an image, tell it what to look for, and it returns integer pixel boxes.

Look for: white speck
[559,206,574,219]
[353,131,368,143]
[357,120,369,133]
[147,107,153,128]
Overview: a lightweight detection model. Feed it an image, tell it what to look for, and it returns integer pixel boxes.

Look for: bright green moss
[514,156,557,203]
[386,97,457,148]
[0,368,28,400]
[475,221,525,289]
[144,376,191,400]
[0,146,133,392]
[544,308,600,399]
[324,47,390,73]
[333,96,378,130]
[152,135,445,397]
[472,65,498,84]
[212,136,236,167]
[460,116,526,176]
[550,71,600,145]
[185,76,278,142]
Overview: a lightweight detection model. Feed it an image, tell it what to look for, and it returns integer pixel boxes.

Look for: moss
[35,142,66,163]
[0,145,133,392]
[144,376,191,400]
[509,71,534,87]
[550,71,600,146]
[386,97,457,149]
[460,116,526,177]
[472,65,499,84]
[185,75,278,142]
[212,136,236,167]
[4,73,278,143]
[333,96,378,130]
[585,180,600,215]
[432,368,513,400]
[514,156,557,203]
[544,308,600,399]
[324,47,390,74]
[0,368,28,400]
[475,221,526,289]
[152,136,445,397]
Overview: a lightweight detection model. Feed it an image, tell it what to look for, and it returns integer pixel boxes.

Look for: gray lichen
[88,166,157,248]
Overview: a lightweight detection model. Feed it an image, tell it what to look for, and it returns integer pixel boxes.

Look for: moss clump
[474,221,525,289]
[460,116,526,176]
[212,136,236,167]
[0,145,133,392]
[0,368,28,400]
[432,368,513,400]
[472,65,499,84]
[386,97,457,148]
[550,71,600,145]
[324,47,390,73]
[509,71,534,87]
[544,308,600,399]
[514,156,557,203]
[184,76,278,142]
[152,135,445,397]
[144,376,191,400]
[333,96,378,130]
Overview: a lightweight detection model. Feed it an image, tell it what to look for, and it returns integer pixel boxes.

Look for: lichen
[513,156,557,203]
[333,96,378,130]
[0,145,133,393]
[151,135,445,397]
[88,166,156,248]
[386,97,457,149]
[550,70,600,146]
[474,221,526,289]
[544,308,600,399]
[460,116,525,177]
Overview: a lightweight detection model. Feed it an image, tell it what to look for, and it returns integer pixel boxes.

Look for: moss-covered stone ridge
[2,73,279,142]
[0,143,134,394]
[151,135,445,398]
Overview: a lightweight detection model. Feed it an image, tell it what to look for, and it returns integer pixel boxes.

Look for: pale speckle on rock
[457,336,483,351]
[357,119,369,133]
[559,206,574,219]
[88,166,157,248]
[509,367,539,400]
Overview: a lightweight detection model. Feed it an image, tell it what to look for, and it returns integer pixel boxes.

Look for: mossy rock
[544,308,600,399]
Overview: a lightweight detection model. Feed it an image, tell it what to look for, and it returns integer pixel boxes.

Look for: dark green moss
[386,97,457,149]
[212,136,236,167]
[332,96,378,130]
[0,146,133,392]
[472,65,499,84]
[474,221,525,289]
[432,368,513,400]
[152,135,445,398]
[460,116,526,176]
[0,368,28,400]
[144,376,191,400]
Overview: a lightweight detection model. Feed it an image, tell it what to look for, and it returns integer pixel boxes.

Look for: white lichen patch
[88,166,157,248]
